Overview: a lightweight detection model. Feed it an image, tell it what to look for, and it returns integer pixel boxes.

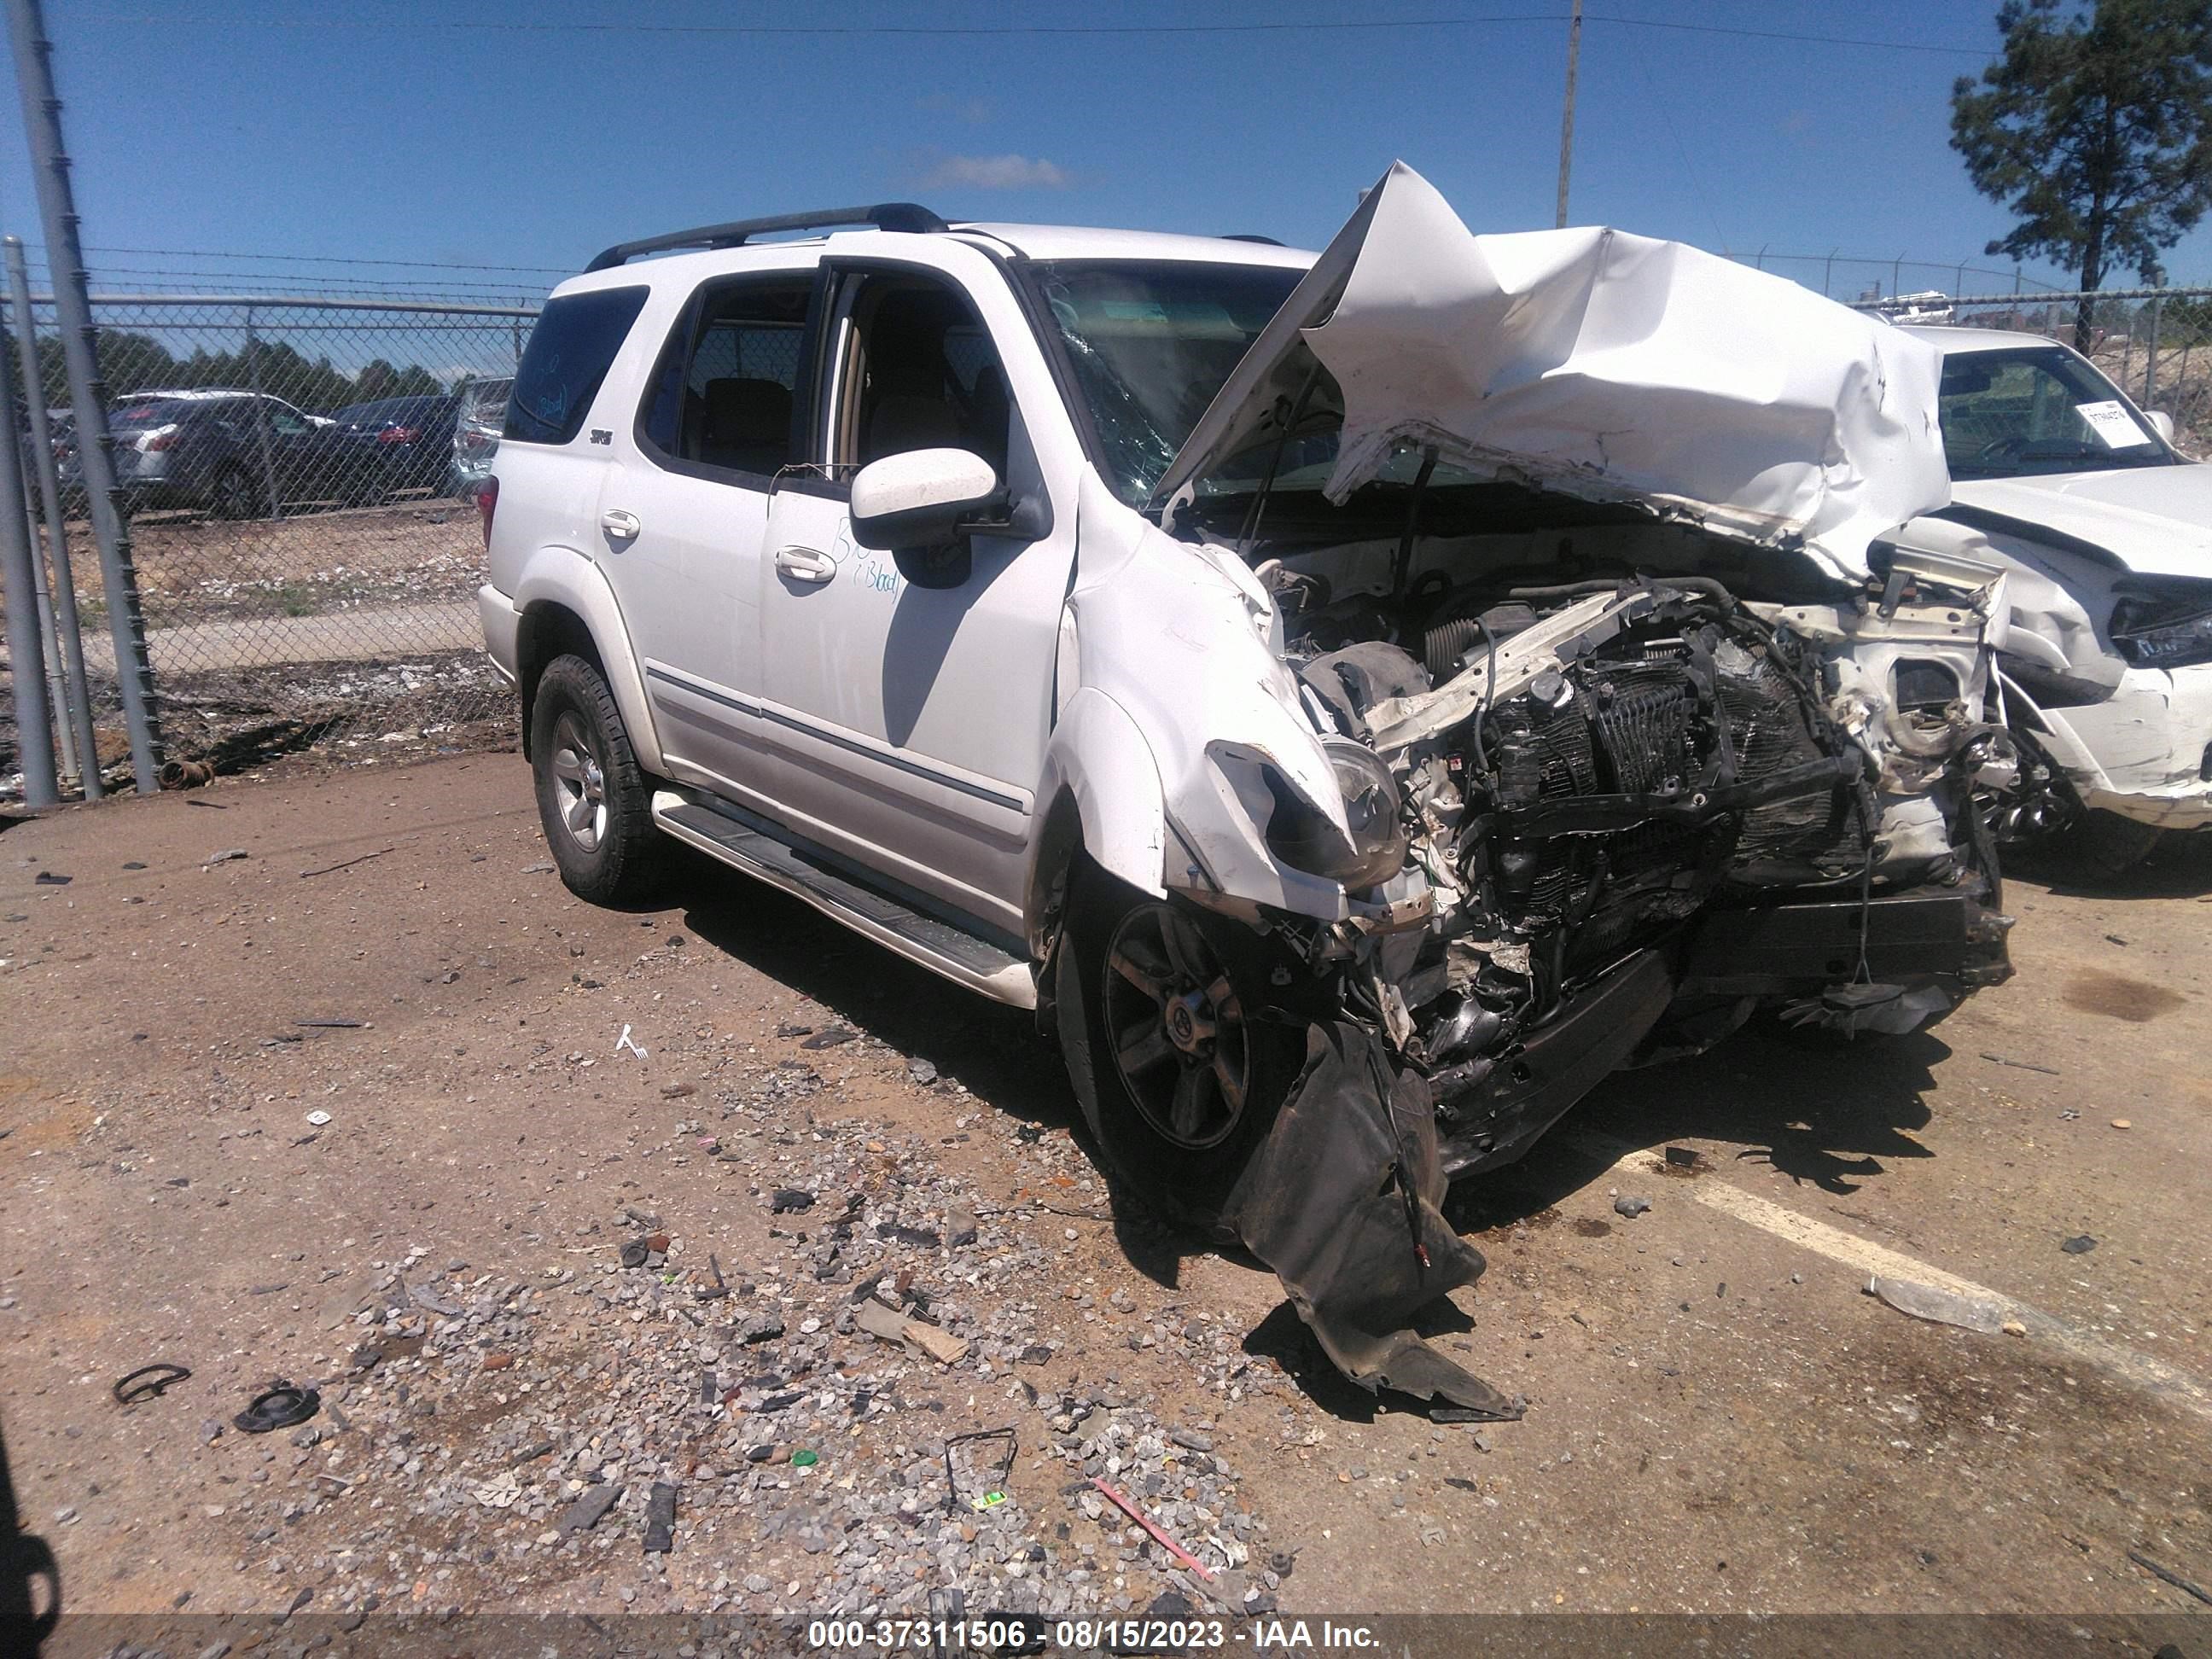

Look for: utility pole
[1556,0,1584,229]
[7,0,163,792]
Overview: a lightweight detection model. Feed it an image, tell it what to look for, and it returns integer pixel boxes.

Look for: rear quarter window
[506,286,649,445]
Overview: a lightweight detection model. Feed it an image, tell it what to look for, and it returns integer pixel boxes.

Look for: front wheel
[530,653,663,904]
[2069,809,2163,878]
[208,465,262,521]
[1055,866,1301,1232]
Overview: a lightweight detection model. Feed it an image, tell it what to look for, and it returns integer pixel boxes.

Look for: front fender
[511,544,667,777]
[1025,685,1167,952]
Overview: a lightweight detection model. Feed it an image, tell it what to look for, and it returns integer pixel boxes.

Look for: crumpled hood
[1153,161,1950,583]
[1945,463,2212,579]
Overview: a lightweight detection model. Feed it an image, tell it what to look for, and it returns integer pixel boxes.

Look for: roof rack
[585,203,951,272]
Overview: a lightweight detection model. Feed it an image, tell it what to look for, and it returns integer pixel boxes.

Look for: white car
[1902,323,2212,870]
[478,165,2011,1412]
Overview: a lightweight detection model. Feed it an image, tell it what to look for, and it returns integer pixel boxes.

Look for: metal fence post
[6,0,162,792]
[0,260,55,805]
[20,467,72,784]
[7,234,97,795]
[243,305,283,519]
[2145,293,2163,407]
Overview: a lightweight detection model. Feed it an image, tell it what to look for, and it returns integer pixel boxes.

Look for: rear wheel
[1055,866,1300,1231]
[208,465,260,521]
[530,653,663,904]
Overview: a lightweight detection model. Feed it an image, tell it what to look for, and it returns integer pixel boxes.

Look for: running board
[649,789,1036,1009]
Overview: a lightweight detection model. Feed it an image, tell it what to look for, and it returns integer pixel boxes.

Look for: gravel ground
[2,752,2209,1648]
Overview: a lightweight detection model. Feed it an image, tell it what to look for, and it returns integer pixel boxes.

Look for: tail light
[476,475,498,549]
[376,425,420,445]
[137,422,180,452]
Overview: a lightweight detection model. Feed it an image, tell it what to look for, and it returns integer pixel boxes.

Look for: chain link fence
[2,290,540,795]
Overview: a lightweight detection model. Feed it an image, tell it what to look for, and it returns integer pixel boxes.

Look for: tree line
[9,327,454,416]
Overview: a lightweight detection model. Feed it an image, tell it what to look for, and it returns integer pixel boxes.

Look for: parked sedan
[331,394,462,498]
[1900,325,2212,871]
[99,389,365,517]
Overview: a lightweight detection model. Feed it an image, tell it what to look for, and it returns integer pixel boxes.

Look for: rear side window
[639,275,813,477]
[506,286,649,445]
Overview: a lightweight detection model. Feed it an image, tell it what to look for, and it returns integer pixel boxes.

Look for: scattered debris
[305,1109,332,1127]
[299,847,393,879]
[2060,1235,2097,1255]
[112,1363,192,1406]
[1662,1145,1697,1167]
[521,862,556,874]
[158,759,216,790]
[1865,1277,2006,1335]
[769,1188,816,1214]
[232,1382,319,1435]
[294,1017,365,1029]
[2127,1549,2212,1607]
[908,1057,939,1086]
[1091,1476,1215,1581]
[943,1427,1017,1513]
[643,1481,678,1552]
[202,849,248,867]
[32,871,69,885]
[800,1026,857,1051]
[1980,1052,2061,1076]
[557,1482,621,1535]
[614,1023,649,1060]
[2110,1118,2133,1130]
[1613,1196,1651,1218]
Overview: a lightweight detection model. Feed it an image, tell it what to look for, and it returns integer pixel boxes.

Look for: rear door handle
[600,508,641,540]
[775,545,837,584]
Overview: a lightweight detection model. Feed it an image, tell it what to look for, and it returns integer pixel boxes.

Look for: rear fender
[510,544,666,775]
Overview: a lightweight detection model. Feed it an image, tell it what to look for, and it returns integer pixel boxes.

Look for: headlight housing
[1262,737,1407,891]
[2105,579,2212,667]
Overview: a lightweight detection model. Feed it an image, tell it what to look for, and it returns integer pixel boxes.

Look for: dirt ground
[2,752,2209,1644]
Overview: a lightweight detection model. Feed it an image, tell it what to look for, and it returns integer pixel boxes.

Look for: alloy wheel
[1099,903,1252,1150]
[549,712,608,853]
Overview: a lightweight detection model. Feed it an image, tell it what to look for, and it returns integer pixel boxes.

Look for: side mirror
[850,447,1001,552]
[2147,409,2177,445]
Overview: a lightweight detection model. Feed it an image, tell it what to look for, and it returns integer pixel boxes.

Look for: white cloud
[922,153,1071,190]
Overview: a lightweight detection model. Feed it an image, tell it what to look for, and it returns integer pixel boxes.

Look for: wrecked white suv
[479,165,2012,1413]
[1901,323,2212,871]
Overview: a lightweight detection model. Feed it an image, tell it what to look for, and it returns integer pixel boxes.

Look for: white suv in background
[1901,324,2212,871]
[478,166,2012,1412]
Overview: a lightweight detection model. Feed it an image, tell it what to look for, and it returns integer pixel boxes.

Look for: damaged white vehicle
[480,164,2011,1413]
[1901,323,2212,871]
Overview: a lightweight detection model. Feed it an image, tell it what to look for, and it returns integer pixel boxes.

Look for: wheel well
[515,602,603,760]
[1024,789,1087,960]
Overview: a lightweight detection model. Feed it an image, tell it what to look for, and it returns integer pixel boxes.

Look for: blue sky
[2,0,2205,301]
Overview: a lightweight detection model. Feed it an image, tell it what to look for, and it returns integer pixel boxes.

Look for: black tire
[530,653,664,905]
[208,465,261,521]
[1055,864,1301,1232]
[2069,809,2163,879]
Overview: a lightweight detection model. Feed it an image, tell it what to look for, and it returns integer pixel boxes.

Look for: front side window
[1938,346,2175,479]
[506,285,649,445]
[832,275,1010,474]
[640,275,812,476]
[1028,260,1304,504]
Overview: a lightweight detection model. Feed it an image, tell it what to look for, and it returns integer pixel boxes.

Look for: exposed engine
[1277,572,1916,1167]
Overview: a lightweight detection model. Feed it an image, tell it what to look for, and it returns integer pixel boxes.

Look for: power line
[78,10,1994,55]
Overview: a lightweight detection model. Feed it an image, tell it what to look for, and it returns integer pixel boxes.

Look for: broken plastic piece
[1090,1476,1215,1580]
[1225,1022,1522,1423]
[1864,1276,2006,1335]
[233,1381,320,1435]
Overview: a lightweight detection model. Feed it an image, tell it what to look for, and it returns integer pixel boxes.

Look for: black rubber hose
[1423,617,1481,680]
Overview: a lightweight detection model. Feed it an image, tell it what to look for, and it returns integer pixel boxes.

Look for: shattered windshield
[1031,260,1303,504]
[1939,345,2176,479]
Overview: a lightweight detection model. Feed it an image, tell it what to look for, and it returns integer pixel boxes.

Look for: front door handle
[775,545,837,584]
[600,508,641,540]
